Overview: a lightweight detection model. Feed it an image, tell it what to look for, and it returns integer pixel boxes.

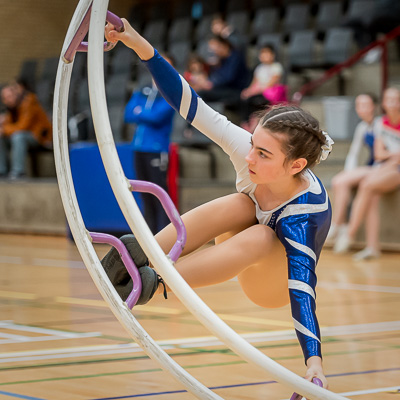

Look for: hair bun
[318,131,334,163]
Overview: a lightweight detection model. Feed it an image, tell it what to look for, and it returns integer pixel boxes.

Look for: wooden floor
[0,233,399,400]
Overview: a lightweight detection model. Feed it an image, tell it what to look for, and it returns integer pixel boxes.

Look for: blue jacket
[124,85,175,153]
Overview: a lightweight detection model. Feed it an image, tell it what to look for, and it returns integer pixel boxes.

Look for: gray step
[0,179,66,234]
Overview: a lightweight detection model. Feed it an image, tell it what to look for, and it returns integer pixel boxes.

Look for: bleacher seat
[173,0,194,18]
[194,14,213,44]
[226,0,248,13]
[39,57,59,84]
[35,79,53,115]
[18,59,38,92]
[169,42,192,73]
[127,3,146,31]
[142,19,168,49]
[109,45,136,79]
[315,1,343,34]
[251,0,275,11]
[282,3,311,35]
[195,39,213,63]
[168,17,193,45]
[344,0,376,24]
[250,7,280,42]
[226,10,251,37]
[322,27,355,66]
[287,30,316,70]
[200,0,221,16]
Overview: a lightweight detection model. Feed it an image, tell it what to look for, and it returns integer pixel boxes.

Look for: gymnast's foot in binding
[101,234,167,305]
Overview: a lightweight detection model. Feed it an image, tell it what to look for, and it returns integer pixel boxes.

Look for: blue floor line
[89,366,400,400]
[0,391,46,400]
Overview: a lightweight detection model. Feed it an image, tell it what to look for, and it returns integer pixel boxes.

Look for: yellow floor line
[0,290,37,300]
[55,296,109,308]
[218,313,293,328]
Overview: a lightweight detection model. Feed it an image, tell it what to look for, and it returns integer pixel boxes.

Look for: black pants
[134,151,170,235]
[240,94,270,122]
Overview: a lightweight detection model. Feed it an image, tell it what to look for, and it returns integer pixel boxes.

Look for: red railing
[292,26,400,104]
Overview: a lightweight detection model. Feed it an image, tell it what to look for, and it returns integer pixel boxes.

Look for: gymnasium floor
[0,233,399,400]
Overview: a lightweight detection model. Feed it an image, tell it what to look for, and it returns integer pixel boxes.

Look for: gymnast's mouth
[248,168,255,175]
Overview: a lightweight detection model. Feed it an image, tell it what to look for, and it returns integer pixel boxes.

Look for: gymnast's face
[245,125,292,185]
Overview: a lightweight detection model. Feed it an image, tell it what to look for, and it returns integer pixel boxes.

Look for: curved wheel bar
[63,4,124,63]
[89,232,142,308]
[54,0,222,398]
[87,1,350,400]
[290,378,323,400]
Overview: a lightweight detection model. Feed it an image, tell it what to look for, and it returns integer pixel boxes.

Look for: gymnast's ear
[289,158,307,176]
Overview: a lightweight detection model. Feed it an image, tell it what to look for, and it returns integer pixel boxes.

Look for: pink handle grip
[64,6,124,63]
[289,378,323,400]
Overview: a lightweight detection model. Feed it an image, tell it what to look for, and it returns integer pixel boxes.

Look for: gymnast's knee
[244,224,276,255]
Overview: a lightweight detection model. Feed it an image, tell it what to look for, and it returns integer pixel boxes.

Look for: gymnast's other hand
[105,19,154,60]
[305,356,328,392]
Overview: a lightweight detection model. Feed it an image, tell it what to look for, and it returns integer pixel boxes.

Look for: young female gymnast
[101,19,334,388]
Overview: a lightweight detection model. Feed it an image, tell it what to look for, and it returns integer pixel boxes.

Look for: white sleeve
[344,122,365,171]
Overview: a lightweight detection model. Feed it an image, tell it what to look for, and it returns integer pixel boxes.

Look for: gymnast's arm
[276,215,328,388]
[105,19,251,170]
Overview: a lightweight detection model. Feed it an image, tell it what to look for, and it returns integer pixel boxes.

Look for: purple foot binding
[289,377,323,400]
[90,232,142,309]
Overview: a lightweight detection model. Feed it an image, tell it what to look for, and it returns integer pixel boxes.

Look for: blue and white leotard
[143,50,332,362]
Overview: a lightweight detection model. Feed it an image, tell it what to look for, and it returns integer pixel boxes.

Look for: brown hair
[259,105,326,172]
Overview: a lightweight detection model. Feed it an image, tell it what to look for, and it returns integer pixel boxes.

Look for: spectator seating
[315,1,344,35]
[282,3,311,35]
[18,59,38,92]
[250,7,280,42]
[168,16,193,45]
[10,0,370,179]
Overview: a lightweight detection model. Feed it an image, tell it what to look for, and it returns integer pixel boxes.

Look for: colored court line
[0,291,37,300]
[1,320,399,364]
[54,296,294,325]
[319,281,400,294]
[88,368,400,399]
[0,391,45,400]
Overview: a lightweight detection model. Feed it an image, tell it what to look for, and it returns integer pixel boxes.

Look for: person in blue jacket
[124,55,176,234]
[102,19,336,387]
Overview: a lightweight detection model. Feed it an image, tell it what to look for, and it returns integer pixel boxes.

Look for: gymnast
[101,19,334,388]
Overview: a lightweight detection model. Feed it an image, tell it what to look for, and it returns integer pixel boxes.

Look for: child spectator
[240,44,286,131]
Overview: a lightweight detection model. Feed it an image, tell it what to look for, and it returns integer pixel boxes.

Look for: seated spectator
[124,55,176,234]
[334,87,400,260]
[0,81,52,180]
[328,93,379,250]
[240,44,286,132]
[183,54,210,92]
[210,13,246,55]
[195,35,250,105]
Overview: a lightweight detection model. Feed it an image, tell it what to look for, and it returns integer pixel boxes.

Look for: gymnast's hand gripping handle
[290,377,323,400]
[64,6,124,63]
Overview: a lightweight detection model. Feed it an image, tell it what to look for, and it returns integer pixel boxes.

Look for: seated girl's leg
[330,166,371,228]
[161,224,288,309]
[348,163,400,241]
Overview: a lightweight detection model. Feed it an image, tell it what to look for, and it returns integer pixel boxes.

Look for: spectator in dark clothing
[196,36,249,104]
[210,14,247,55]
[124,56,176,234]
